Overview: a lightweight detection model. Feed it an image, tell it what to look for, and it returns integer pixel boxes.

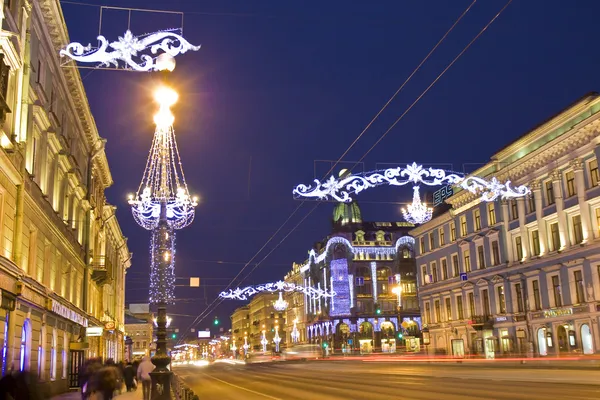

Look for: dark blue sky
[62,0,600,334]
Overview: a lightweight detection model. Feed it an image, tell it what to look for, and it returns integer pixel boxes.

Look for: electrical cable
[178,1,484,340]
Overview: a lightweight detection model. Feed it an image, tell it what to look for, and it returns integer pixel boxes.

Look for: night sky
[61,0,600,336]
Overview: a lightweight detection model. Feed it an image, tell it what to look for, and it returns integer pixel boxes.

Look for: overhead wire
[178,0,484,340]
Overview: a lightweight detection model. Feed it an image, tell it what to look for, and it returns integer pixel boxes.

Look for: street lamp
[129,82,197,400]
[261,327,268,352]
[243,332,249,356]
[273,323,281,353]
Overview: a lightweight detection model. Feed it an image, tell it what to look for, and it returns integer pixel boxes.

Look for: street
[174,360,600,399]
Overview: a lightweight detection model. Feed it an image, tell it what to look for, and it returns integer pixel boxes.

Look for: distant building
[124,313,154,360]
[284,262,306,345]
[289,202,420,354]
[412,93,600,358]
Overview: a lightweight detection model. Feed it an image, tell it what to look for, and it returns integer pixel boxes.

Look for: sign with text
[433,185,453,207]
[50,300,88,327]
[198,330,211,338]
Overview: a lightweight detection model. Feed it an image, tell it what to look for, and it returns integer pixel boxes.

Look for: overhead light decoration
[153,316,172,328]
[292,162,530,203]
[219,281,335,301]
[59,29,200,71]
[402,186,433,224]
[273,292,289,312]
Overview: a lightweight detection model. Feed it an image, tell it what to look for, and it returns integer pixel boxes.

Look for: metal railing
[172,373,199,400]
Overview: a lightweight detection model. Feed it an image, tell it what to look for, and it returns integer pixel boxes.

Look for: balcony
[91,255,114,285]
[469,315,494,330]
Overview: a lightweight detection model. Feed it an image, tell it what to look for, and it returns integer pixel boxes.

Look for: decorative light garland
[402,186,433,224]
[330,259,351,317]
[273,292,289,312]
[219,281,335,301]
[60,29,200,71]
[293,162,530,203]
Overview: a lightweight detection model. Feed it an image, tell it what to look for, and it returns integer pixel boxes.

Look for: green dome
[333,202,362,225]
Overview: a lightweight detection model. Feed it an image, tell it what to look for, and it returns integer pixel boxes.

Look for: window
[477,245,485,269]
[482,289,491,316]
[566,171,576,197]
[497,286,506,314]
[546,181,555,205]
[597,208,600,236]
[2,314,8,375]
[49,329,56,379]
[515,236,523,260]
[62,335,68,379]
[425,302,431,324]
[573,215,583,245]
[528,194,536,214]
[511,201,519,220]
[450,223,456,241]
[550,222,560,251]
[590,159,599,187]
[434,300,441,322]
[432,262,438,283]
[20,325,27,371]
[474,209,481,230]
[492,241,500,266]
[441,259,448,280]
[421,266,427,285]
[457,295,464,320]
[532,280,541,310]
[420,236,426,253]
[430,233,435,250]
[445,298,452,321]
[460,216,467,237]
[439,228,445,246]
[452,254,459,277]
[468,292,476,317]
[463,250,471,272]
[515,283,524,313]
[531,230,540,256]
[552,275,562,307]
[488,203,496,225]
[37,330,43,378]
[574,270,585,304]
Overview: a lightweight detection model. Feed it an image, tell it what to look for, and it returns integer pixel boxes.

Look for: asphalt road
[174,360,600,400]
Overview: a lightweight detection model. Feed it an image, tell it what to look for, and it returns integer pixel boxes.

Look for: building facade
[124,314,154,360]
[284,262,306,345]
[0,0,130,395]
[291,203,421,354]
[412,93,600,358]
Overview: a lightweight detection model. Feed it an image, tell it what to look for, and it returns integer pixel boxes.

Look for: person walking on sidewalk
[136,356,155,400]
[122,362,135,392]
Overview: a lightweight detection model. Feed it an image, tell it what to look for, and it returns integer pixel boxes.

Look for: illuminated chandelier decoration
[402,186,433,224]
[293,162,530,203]
[273,292,289,312]
[129,87,197,304]
[219,281,335,301]
[60,29,200,71]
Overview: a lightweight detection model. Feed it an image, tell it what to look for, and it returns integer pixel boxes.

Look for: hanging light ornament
[402,186,433,224]
[273,291,289,312]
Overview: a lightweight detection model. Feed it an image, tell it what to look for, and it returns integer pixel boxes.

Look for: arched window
[50,328,57,380]
[20,319,31,371]
[37,327,44,378]
[2,315,9,375]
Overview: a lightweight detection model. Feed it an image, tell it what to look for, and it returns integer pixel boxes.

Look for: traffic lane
[175,362,600,400]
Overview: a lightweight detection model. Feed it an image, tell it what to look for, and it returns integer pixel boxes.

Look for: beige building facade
[0,0,130,395]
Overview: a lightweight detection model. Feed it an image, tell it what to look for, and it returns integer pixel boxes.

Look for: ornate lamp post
[261,326,268,353]
[243,332,249,357]
[129,79,197,399]
[273,320,281,353]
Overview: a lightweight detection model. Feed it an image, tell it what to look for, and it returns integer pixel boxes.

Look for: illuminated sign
[543,308,573,318]
[105,321,116,330]
[50,300,88,327]
[433,185,453,207]
[86,327,103,337]
[197,331,211,339]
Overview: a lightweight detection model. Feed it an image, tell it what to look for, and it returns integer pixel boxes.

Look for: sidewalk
[52,389,143,400]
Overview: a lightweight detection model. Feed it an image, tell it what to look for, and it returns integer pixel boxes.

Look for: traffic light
[214,316,219,325]
[172,333,177,339]
[375,304,381,315]
[397,332,403,339]
[322,342,328,348]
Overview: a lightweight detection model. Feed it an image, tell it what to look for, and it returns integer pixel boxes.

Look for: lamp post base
[150,369,173,400]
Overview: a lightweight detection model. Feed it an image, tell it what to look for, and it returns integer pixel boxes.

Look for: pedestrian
[122,362,135,392]
[88,365,121,400]
[137,356,155,400]
[0,371,44,400]
[80,358,103,400]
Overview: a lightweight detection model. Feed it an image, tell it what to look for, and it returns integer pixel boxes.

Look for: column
[551,170,568,251]
[572,158,592,243]
[531,181,548,256]
[517,198,529,262]
[500,200,514,264]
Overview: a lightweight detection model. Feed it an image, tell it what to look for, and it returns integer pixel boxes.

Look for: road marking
[200,372,284,400]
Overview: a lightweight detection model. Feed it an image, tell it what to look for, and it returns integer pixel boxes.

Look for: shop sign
[50,300,88,327]
[495,316,508,322]
[105,321,116,330]
[86,327,103,337]
[543,308,573,319]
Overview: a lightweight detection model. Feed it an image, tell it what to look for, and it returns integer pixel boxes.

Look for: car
[245,352,274,364]
[281,345,321,361]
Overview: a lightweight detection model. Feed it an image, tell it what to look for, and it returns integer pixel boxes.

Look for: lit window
[463,250,471,272]
[546,181,555,205]
[573,215,583,244]
[450,223,456,241]
[439,228,445,246]
[590,159,599,187]
[474,209,481,230]
[566,171,576,197]
[488,203,496,225]
[515,236,523,260]
[460,216,467,237]
[531,230,540,256]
